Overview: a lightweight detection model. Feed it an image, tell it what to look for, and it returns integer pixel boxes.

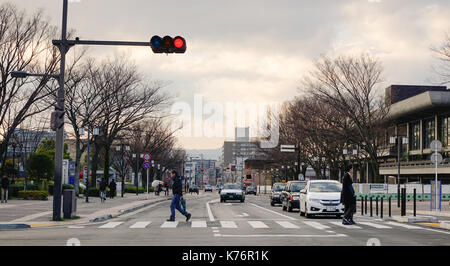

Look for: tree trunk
[103,143,111,183]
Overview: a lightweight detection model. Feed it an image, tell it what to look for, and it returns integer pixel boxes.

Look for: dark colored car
[246,186,257,195]
[280,181,307,212]
[270,182,287,206]
[189,185,199,194]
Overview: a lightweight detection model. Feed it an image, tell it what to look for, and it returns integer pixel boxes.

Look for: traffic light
[150,35,186,54]
[50,110,64,131]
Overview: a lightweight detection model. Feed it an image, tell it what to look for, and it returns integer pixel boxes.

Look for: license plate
[326,206,336,212]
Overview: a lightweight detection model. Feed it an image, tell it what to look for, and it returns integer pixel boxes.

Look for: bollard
[401,188,406,216]
[381,197,383,219]
[365,195,368,215]
[370,196,373,217]
[361,196,364,216]
[389,196,391,217]
[413,188,416,217]
[375,196,378,216]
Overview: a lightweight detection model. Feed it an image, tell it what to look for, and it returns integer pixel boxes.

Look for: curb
[88,197,170,223]
[392,215,439,223]
[0,224,31,230]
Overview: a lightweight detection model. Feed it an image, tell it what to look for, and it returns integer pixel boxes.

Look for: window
[409,122,420,150]
[440,116,449,147]
[423,118,435,150]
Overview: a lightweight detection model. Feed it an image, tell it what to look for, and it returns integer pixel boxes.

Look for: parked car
[280,181,307,212]
[299,180,344,218]
[246,186,257,195]
[220,183,245,203]
[189,185,199,194]
[270,182,287,206]
[204,185,213,192]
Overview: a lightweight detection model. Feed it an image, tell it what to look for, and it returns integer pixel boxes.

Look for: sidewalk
[0,192,174,229]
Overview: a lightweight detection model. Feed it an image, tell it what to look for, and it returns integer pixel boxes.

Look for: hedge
[124,186,148,194]
[87,187,117,197]
[18,190,48,200]
[8,184,39,198]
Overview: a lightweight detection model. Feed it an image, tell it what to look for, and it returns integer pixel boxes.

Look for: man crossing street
[167,170,191,222]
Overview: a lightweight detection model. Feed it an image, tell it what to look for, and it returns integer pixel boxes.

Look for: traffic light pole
[50,0,170,221]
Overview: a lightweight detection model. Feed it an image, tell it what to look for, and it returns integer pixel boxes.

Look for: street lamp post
[390,135,408,208]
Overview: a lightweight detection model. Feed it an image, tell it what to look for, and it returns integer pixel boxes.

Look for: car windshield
[309,182,342,193]
[272,184,286,191]
[290,182,306,192]
[223,184,240,190]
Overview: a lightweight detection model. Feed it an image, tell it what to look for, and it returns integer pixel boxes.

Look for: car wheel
[241,199,244,203]
[270,201,275,206]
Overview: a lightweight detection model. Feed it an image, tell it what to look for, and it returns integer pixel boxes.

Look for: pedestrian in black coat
[340,165,356,225]
[109,180,116,199]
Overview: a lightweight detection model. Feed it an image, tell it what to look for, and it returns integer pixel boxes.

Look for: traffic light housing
[150,35,186,54]
[50,110,64,131]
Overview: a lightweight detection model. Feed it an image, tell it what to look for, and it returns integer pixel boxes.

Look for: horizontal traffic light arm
[53,39,151,47]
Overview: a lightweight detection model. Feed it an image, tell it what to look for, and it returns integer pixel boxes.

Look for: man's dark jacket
[172,176,183,196]
[340,172,356,205]
[1,177,9,189]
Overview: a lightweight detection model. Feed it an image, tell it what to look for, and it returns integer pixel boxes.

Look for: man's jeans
[1,188,8,202]
[170,194,189,219]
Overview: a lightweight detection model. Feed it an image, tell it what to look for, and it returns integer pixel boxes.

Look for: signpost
[143,160,151,199]
[430,140,442,211]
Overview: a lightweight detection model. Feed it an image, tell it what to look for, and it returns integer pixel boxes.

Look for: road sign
[142,161,151,169]
[281,145,296,153]
[430,140,442,151]
[431,152,443,164]
[143,153,151,161]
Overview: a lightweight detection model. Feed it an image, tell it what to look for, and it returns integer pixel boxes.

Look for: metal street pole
[146,168,149,200]
[86,124,90,203]
[397,134,401,208]
[52,0,69,221]
[135,153,139,196]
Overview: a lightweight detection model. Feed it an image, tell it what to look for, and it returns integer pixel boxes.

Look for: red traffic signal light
[150,35,186,54]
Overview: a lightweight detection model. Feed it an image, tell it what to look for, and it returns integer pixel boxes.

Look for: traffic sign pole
[147,168,149,200]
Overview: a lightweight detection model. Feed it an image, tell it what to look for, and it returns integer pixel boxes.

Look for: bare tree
[431,31,450,84]
[303,54,389,182]
[0,3,61,171]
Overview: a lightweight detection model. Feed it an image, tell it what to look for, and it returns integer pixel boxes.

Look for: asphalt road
[1,192,450,246]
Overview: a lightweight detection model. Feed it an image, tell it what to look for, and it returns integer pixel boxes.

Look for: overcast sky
[4,0,450,151]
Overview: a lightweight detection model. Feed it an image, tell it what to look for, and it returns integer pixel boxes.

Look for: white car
[299,180,344,218]
[220,183,245,203]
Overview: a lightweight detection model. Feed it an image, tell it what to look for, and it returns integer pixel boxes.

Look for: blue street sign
[143,161,151,169]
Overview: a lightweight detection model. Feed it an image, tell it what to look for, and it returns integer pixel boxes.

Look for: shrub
[18,190,48,200]
[125,186,145,194]
[88,187,100,197]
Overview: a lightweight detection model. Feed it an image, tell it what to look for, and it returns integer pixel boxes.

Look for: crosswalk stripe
[358,222,392,229]
[99,222,123,229]
[130,221,151,229]
[220,221,237,228]
[276,221,300,229]
[161,221,179,228]
[248,221,269,229]
[329,221,362,229]
[385,221,422,229]
[303,221,330,230]
[191,221,207,228]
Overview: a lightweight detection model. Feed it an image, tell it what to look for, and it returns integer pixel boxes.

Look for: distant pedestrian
[1,174,10,203]
[109,180,116,199]
[340,165,356,225]
[99,179,107,203]
[167,170,191,222]
[164,182,169,196]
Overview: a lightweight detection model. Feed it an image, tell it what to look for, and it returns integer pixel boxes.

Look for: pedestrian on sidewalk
[1,174,10,203]
[340,165,356,225]
[109,179,116,199]
[99,179,107,203]
[164,182,169,196]
[167,170,191,222]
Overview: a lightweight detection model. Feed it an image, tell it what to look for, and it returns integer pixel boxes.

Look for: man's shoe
[350,220,356,225]
[167,217,175,222]
[186,213,191,222]
[342,218,351,225]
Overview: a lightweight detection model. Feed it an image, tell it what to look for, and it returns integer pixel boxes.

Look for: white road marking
[68,226,85,229]
[220,234,347,238]
[213,230,220,233]
[129,221,151,229]
[276,221,300,229]
[236,213,250,217]
[385,222,422,229]
[250,203,297,221]
[214,234,222,237]
[206,199,219,222]
[326,231,335,233]
[212,227,218,230]
[191,220,207,228]
[248,221,269,229]
[160,221,179,228]
[303,221,330,230]
[358,222,392,229]
[99,222,123,229]
[220,221,238,228]
[11,211,52,222]
[329,221,362,229]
